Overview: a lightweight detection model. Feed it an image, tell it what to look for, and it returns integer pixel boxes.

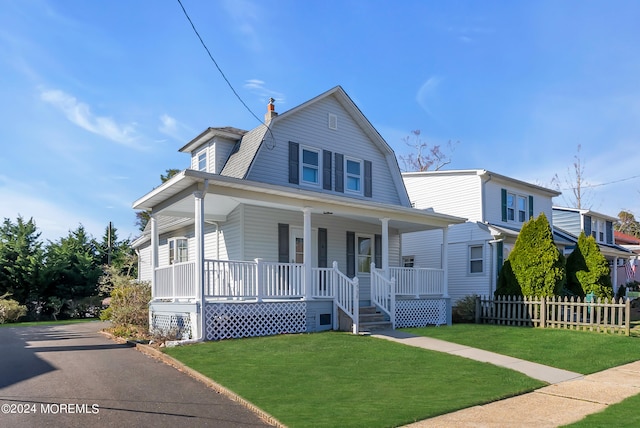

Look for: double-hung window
[197,150,207,172]
[346,158,362,193]
[507,193,515,221]
[169,238,188,264]
[301,147,320,185]
[517,196,527,222]
[469,245,483,274]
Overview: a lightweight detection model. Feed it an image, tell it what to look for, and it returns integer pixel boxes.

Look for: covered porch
[134,170,465,340]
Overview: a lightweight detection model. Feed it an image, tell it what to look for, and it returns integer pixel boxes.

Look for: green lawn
[164,332,544,428]
[563,393,640,427]
[403,324,640,374]
[0,318,100,328]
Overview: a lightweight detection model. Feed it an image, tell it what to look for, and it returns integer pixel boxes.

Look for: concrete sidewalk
[372,330,640,427]
[372,330,582,384]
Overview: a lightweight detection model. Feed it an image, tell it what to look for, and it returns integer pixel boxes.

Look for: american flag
[625,261,635,282]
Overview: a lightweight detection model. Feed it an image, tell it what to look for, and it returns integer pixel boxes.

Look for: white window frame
[197,149,207,172]
[345,157,363,194]
[169,237,189,264]
[598,220,605,243]
[356,234,373,274]
[300,146,321,187]
[507,192,528,224]
[469,244,483,274]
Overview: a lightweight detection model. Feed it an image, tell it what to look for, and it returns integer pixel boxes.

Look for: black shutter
[501,188,507,222]
[374,234,382,268]
[318,228,328,268]
[364,160,372,197]
[606,221,613,244]
[335,153,344,193]
[346,231,355,278]
[288,142,299,184]
[528,195,534,219]
[278,223,289,263]
[323,150,332,190]
[584,215,592,236]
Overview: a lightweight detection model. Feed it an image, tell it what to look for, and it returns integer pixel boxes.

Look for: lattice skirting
[150,312,193,340]
[396,299,447,327]
[205,301,307,341]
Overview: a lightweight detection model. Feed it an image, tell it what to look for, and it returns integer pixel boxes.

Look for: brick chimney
[265,97,278,123]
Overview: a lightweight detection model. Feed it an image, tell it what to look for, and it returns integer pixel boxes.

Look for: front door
[290,228,318,266]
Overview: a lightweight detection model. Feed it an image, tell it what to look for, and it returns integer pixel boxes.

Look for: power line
[176,0,275,138]
[559,174,640,191]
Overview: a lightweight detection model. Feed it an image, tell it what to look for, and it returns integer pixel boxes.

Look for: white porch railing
[154,261,197,300]
[371,265,396,329]
[204,259,305,300]
[331,261,359,334]
[390,267,444,297]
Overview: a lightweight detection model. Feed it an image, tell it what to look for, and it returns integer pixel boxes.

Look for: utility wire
[176,0,275,141]
[559,174,640,191]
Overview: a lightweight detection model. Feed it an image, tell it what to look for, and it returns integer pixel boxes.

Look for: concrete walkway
[372,330,640,427]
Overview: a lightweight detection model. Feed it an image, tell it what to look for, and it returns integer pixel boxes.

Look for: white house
[401,170,560,303]
[131,86,465,341]
[552,207,633,289]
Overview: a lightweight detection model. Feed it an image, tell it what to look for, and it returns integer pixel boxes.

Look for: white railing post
[352,277,359,334]
[390,277,396,329]
[255,258,264,302]
[172,263,177,302]
[332,261,339,330]
[414,268,419,298]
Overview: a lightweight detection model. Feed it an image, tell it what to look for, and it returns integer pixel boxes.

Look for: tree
[495,213,565,297]
[565,232,613,299]
[551,144,593,209]
[0,216,44,314]
[398,130,457,172]
[135,168,180,231]
[42,225,102,317]
[616,210,640,238]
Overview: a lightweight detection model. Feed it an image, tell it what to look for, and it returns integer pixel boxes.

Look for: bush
[566,232,612,299]
[107,281,151,329]
[0,294,27,323]
[452,295,477,323]
[496,213,565,297]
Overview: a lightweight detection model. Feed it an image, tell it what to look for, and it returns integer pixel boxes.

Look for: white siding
[403,174,483,221]
[247,95,404,205]
[213,138,237,174]
[137,244,153,282]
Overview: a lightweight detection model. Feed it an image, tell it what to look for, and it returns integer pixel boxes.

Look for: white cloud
[221,0,264,52]
[244,79,285,105]
[416,76,442,117]
[158,113,192,141]
[40,88,144,149]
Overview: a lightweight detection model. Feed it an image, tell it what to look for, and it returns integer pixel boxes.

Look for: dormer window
[301,147,320,185]
[501,189,533,224]
[197,150,207,172]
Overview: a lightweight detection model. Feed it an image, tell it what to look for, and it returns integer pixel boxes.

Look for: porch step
[358,306,392,332]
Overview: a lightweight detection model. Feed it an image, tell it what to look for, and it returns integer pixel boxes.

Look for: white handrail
[331,261,359,334]
[371,265,395,328]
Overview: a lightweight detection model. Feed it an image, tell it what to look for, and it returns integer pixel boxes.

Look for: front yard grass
[0,318,100,328]
[563,393,640,427]
[404,324,639,374]
[164,331,544,427]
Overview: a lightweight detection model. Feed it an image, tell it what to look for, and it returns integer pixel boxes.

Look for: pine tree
[566,232,613,299]
[495,213,565,297]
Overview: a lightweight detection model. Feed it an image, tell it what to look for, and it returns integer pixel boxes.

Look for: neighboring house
[552,207,633,289]
[131,86,465,341]
[401,170,560,303]
[615,231,640,284]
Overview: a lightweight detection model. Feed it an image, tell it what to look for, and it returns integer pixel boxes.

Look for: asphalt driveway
[0,321,272,427]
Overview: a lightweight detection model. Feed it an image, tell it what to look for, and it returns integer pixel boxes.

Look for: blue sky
[2,0,639,242]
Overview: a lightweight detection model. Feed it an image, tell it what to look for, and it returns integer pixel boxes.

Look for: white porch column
[150,214,158,298]
[194,190,206,340]
[380,218,390,277]
[303,207,312,300]
[442,227,449,298]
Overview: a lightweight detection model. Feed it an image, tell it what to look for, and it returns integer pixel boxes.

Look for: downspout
[488,238,504,297]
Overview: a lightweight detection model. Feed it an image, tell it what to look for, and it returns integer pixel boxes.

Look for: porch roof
[133,169,466,238]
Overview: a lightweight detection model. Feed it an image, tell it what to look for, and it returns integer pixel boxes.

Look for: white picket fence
[476,295,631,336]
